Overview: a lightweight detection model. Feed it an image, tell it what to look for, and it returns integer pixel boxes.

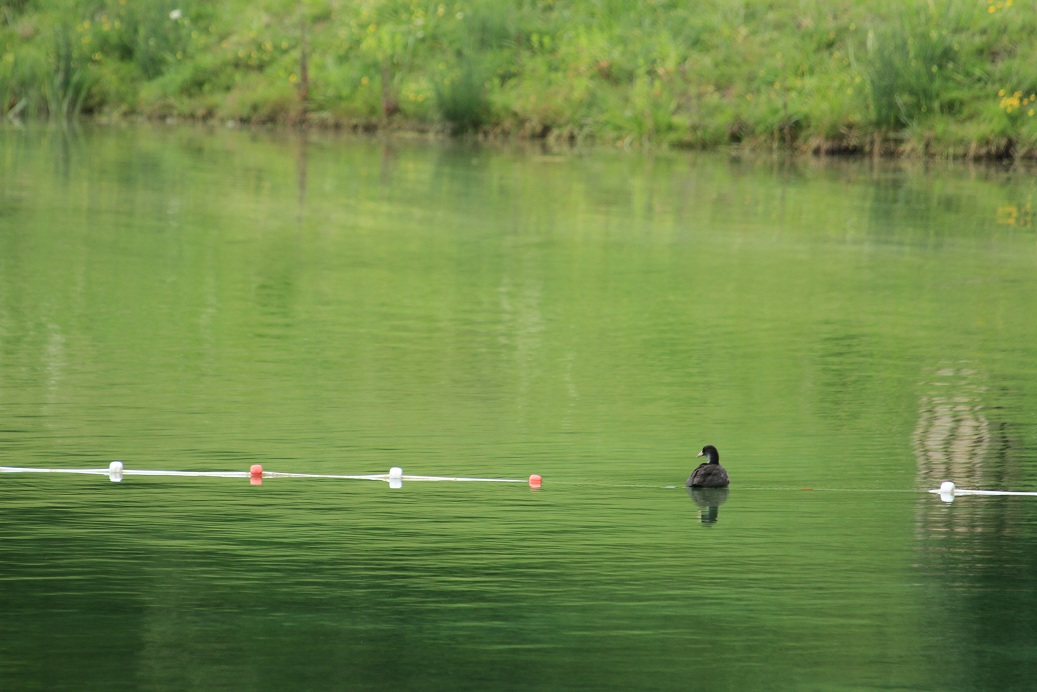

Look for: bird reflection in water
[688,486,730,525]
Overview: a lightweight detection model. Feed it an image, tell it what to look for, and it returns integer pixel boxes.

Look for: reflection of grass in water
[913,364,990,489]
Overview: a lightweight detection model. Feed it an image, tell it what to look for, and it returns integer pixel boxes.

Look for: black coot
[687,444,730,488]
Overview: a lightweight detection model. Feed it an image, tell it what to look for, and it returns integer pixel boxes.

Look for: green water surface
[2,126,1037,690]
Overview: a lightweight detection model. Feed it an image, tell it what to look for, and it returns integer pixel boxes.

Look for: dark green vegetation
[3,0,1037,156]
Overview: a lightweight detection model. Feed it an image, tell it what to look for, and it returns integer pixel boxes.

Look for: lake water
[2,125,1037,690]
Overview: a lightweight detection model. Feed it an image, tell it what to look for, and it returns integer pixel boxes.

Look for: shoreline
[9,113,1032,165]
[4,2,1036,162]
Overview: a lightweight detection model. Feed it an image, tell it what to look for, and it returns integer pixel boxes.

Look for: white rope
[2,467,1031,499]
[0,464,538,486]
[0,466,250,478]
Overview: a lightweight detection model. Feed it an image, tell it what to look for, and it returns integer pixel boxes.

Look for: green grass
[2,0,1037,157]
[435,56,491,133]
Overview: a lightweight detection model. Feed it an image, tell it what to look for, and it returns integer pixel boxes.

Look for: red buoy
[528,474,542,488]
[250,464,263,477]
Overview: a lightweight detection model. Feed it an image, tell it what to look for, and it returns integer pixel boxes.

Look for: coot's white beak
[697,450,704,457]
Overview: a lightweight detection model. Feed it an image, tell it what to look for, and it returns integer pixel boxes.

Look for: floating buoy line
[929,480,1037,503]
[2,465,1034,501]
[0,462,544,489]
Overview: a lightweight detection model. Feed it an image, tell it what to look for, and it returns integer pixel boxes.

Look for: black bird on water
[687,445,730,488]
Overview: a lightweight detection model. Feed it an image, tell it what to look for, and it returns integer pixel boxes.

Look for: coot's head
[697,445,720,464]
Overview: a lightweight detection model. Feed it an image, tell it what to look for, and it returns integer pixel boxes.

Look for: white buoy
[109,460,124,483]
[938,480,955,503]
[388,467,403,489]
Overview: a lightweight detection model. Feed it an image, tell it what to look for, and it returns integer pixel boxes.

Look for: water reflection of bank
[913,362,991,490]
[913,362,1037,688]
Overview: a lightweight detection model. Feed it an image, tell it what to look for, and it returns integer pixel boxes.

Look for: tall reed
[435,57,490,133]
[45,20,92,118]
[861,3,967,130]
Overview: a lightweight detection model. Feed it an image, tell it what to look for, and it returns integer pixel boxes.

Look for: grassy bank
[2,0,1036,157]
